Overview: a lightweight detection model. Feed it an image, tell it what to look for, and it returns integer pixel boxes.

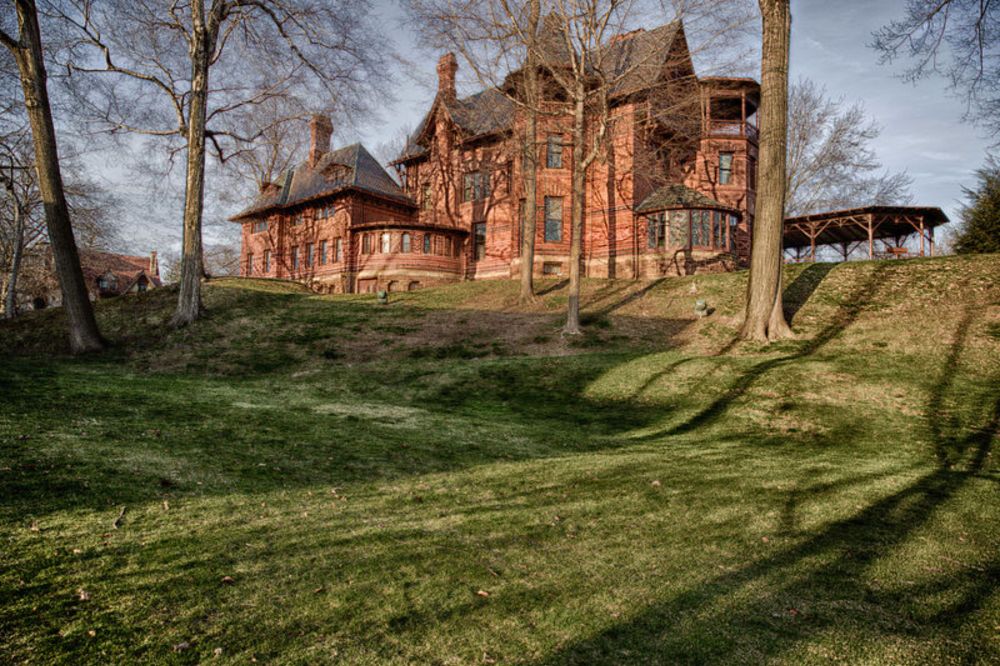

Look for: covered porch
[783,206,950,262]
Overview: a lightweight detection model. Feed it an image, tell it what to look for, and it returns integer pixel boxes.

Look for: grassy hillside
[1,256,998,664]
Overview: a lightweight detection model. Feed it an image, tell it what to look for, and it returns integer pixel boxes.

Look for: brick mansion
[232,20,760,292]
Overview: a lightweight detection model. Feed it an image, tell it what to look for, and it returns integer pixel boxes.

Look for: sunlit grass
[1,255,998,664]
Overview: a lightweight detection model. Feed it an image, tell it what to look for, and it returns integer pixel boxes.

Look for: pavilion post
[867,215,874,260]
[810,222,817,262]
[919,216,925,256]
[930,226,935,257]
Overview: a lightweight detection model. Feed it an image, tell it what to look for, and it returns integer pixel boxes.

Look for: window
[97,276,109,290]
[546,134,563,168]
[291,246,300,271]
[474,222,486,260]
[264,250,271,273]
[748,157,757,190]
[292,211,304,226]
[247,253,254,275]
[424,233,432,254]
[712,212,725,250]
[669,210,689,246]
[252,220,267,234]
[422,184,432,211]
[319,240,327,265]
[402,232,411,253]
[647,213,666,249]
[544,196,563,242]
[719,152,734,185]
[137,281,147,293]
[729,215,739,252]
[305,242,314,267]
[335,238,343,262]
[462,171,490,202]
[362,234,371,254]
[381,232,391,254]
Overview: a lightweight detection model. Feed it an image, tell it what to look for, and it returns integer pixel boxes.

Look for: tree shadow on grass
[622,264,887,443]
[782,262,838,324]
[533,303,1000,664]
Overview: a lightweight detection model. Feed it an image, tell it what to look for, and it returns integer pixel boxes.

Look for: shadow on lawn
[534,302,1000,665]
[0,334,689,520]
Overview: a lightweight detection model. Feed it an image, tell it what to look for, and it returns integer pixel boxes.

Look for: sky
[116,0,991,256]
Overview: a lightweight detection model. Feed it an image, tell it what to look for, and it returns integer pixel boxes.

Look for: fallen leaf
[761,536,770,543]
[213,647,223,657]
[173,642,191,653]
[77,588,90,601]
[221,576,236,585]
[29,521,39,532]
[651,480,661,487]
[476,590,490,598]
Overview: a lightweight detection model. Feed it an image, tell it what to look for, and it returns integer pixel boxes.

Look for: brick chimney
[436,53,457,103]
[308,114,333,167]
[149,250,159,277]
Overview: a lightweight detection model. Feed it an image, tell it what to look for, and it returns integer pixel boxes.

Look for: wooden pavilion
[783,206,950,262]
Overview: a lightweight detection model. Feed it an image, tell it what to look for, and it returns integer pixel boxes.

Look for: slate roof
[231,143,411,220]
[600,22,682,97]
[635,184,735,213]
[395,19,683,164]
[78,249,161,294]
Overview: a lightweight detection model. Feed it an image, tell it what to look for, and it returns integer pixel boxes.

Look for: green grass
[1,256,999,664]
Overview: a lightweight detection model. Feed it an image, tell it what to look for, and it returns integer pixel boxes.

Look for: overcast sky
[117,0,991,255]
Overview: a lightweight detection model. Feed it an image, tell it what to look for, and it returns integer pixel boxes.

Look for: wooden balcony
[705,120,758,143]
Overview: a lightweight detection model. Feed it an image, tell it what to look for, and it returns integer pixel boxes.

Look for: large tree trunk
[564,88,586,335]
[4,192,24,319]
[741,0,793,342]
[171,6,212,328]
[8,0,104,352]
[518,0,540,304]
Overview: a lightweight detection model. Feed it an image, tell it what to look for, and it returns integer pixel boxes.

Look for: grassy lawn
[1,256,998,664]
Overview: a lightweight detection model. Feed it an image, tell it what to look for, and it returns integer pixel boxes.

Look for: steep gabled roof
[600,22,682,97]
[635,184,736,213]
[395,19,685,165]
[78,249,162,293]
[231,143,411,220]
[395,88,515,163]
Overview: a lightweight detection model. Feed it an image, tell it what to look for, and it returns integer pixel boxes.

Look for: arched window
[402,232,411,253]
[381,232,391,253]
[424,234,432,254]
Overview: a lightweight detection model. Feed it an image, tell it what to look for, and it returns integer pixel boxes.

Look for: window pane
[305,242,313,267]
[544,196,562,242]
[474,223,486,260]
[402,233,411,253]
[669,210,689,246]
[647,217,658,249]
[381,233,390,253]
[719,153,734,185]
[546,135,562,168]
[423,234,431,253]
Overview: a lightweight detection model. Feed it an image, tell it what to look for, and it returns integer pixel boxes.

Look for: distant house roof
[231,143,412,220]
[395,19,687,164]
[79,249,161,295]
[635,185,736,213]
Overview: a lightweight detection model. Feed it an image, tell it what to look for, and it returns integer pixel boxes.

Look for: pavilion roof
[783,206,950,249]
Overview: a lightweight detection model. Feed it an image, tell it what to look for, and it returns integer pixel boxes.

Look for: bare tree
[873,0,1000,141]
[202,241,240,277]
[740,0,792,343]
[52,0,393,326]
[786,79,912,217]
[1,0,104,351]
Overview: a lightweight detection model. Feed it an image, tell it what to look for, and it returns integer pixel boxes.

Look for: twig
[113,506,126,529]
